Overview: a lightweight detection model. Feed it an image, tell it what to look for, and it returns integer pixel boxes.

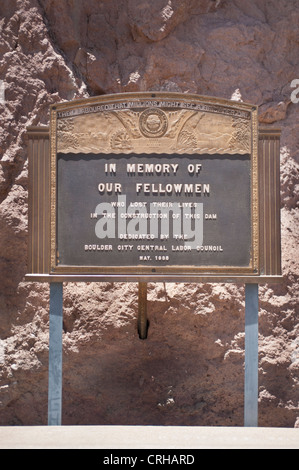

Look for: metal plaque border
[49,92,259,278]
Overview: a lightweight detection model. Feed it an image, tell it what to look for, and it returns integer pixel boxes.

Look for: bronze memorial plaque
[26,92,282,282]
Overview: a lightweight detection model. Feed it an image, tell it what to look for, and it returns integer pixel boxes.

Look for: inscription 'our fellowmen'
[98,182,210,195]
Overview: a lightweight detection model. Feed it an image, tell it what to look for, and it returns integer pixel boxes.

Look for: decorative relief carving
[228,117,251,153]
[139,108,168,137]
[56,103,252,155]
[110,130,132,150]
[113,110,142,139]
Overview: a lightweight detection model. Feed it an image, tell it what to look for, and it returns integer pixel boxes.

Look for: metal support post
[48,282,63,425]
[138,282,148,339]
[244,283,259,427]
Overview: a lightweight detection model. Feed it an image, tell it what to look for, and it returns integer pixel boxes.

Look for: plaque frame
[26,92,282,283]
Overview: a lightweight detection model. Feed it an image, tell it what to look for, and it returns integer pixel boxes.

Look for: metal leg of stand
[48,282,63,425]
[138,282,148,339]
[244,283,259,427]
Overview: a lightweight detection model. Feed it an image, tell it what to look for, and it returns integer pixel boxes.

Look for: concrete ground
[0,425,298,449]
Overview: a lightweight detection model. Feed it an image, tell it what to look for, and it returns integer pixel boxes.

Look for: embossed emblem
[139,108,168,138]
[111,130,132,150]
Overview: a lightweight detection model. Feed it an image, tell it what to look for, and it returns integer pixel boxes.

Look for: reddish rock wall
[0,0,298,426]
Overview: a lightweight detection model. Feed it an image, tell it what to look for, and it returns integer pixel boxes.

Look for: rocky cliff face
[0,0,298,426]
